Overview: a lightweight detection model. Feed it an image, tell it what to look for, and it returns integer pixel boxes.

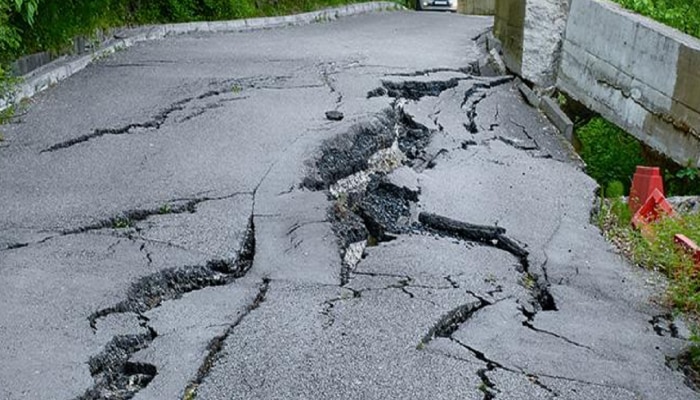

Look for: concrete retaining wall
[494,0,700,166]
[559,0,700,166]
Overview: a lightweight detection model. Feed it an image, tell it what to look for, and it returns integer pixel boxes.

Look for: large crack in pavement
[77,210,257,399]
[41,75,292,153]
[2,191,252,255]
[72,177,270,399]
[87,213,255,329]
[63,192,252,235]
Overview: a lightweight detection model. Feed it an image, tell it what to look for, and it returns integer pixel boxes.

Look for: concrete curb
[540,96,574,142]
[514,79,574,143]
[1,1,403,111]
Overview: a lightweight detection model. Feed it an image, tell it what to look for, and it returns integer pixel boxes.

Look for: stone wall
[493,0,569,87]
[494,0,700,166]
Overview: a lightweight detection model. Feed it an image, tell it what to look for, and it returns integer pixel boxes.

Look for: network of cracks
[15,64,695,399]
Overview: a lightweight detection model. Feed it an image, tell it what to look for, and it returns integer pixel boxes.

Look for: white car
[415,0,458,12]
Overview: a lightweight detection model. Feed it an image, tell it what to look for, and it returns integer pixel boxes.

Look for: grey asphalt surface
[0,9,697,400]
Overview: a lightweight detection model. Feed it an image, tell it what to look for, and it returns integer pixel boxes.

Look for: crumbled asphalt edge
[650,314,680,338]
[668,351,700,392]
[301,108,400,190]
[41,75,286,153]
[302,102,431,284]
[384,66,475,78]
[372,78,467,101]
[182,277,270,400]
[76,323,158,400]
[77,213,256,400]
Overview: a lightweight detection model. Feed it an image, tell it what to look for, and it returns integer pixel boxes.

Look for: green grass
[613,0,700,38]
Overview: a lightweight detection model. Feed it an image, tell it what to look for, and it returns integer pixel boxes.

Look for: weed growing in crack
[477,381,495,399]
[112,217,131,229]
[183,386,198,400]
[521,273,536,289]
[158,203,172,214]
[231,84,242,94]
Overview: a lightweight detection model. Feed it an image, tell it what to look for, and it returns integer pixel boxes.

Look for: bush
[576,117,645,195]
[614,0,700,38]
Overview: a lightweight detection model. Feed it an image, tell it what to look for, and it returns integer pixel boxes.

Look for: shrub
[576,117,645,195]
[614,0,700,38]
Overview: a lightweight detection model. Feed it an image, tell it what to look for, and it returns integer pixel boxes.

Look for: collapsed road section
[296,66,697,399]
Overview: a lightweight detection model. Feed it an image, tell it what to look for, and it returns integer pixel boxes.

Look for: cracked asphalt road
[0,10,697,400]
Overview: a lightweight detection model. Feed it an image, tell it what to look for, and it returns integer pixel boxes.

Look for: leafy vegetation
[1,0,389,59]
[614,0,700,38]
[577,117,700,197]
[0,0,401,109]
[577,117,645,195]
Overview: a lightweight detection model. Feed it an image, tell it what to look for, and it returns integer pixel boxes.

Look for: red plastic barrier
[629,166,665,215]
[631,188,674,229]
[674,234,700,265]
